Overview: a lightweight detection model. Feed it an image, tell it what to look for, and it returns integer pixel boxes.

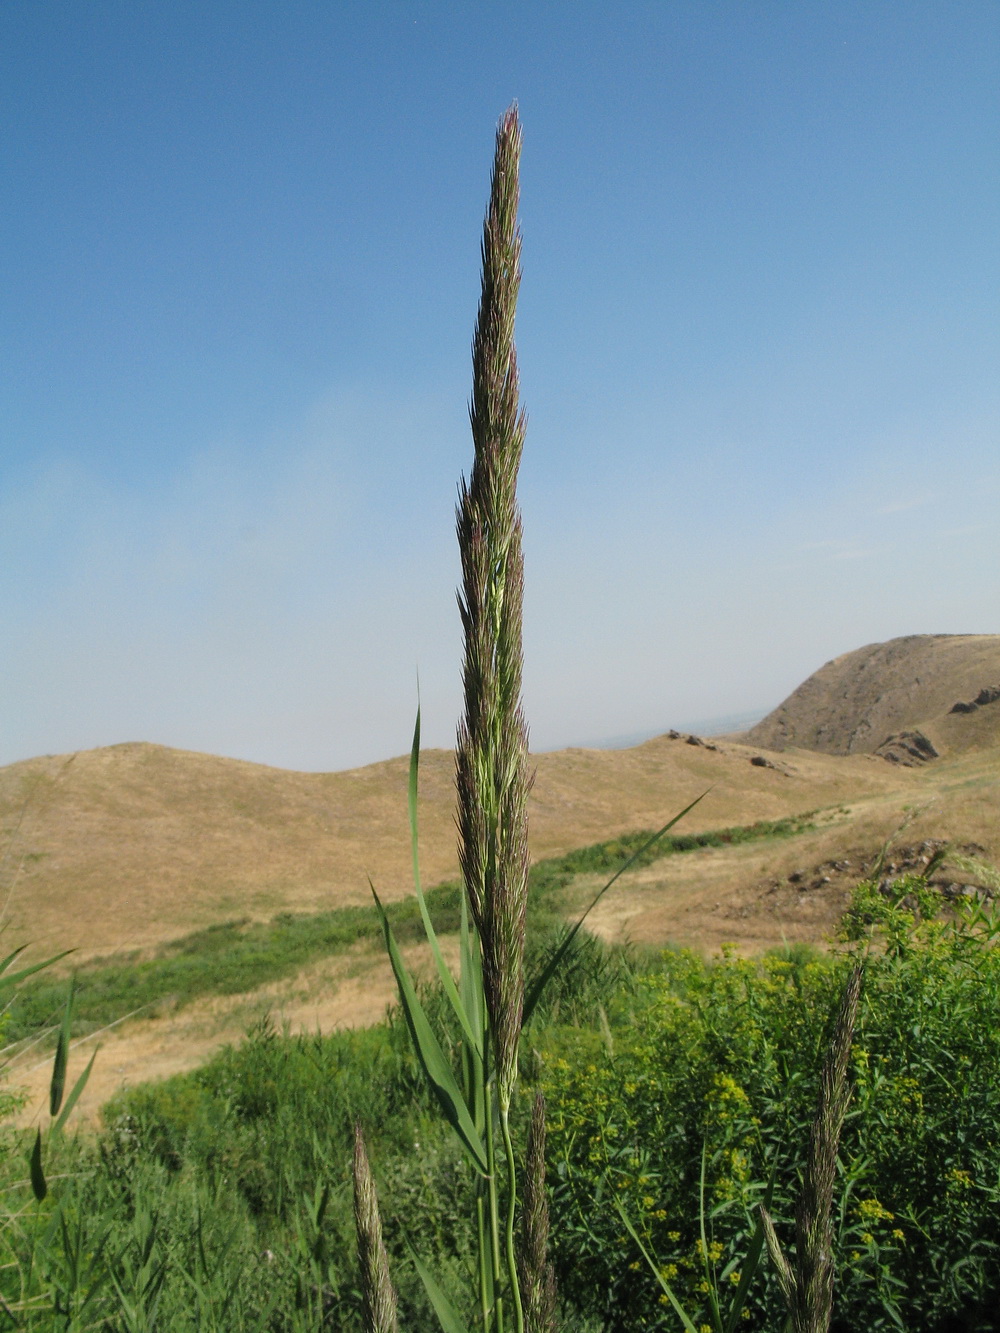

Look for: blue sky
[2,2,998,771]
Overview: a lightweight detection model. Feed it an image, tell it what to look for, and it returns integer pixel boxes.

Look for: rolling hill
[743,633,1000,756]
[3,632,999,1119]
[0,731,909,962]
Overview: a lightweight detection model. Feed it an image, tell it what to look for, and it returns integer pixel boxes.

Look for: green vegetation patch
[530,810,817,893]
[3,891,997,1331]
[5,812,816,1046]
[539,901,1000,1332]
[3,882,462,1045]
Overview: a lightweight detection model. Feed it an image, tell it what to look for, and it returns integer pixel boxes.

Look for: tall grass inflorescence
[761,963,864,1333]
[456,104,531,1128]
[362,102,700,1333]
[455,102,532,1332]
[361,103,537,1333]
[353,1123,400,1333]
[517,1093,556,1333]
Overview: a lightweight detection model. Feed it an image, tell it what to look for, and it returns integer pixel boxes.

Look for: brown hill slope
[10,732,1000,1126]
[0,734,911,961]
[744,634,1000,755]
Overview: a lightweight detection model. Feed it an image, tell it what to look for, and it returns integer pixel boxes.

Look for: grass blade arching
[404,1232,473,1333]
[0,949,72,997]
[408,707,482,1056]
[615,1200,699,1333]
[48,977,76,1117]
[52,1047,98,1136]
[372,886,488,1175]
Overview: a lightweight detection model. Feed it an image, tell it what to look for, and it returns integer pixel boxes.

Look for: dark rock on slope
[950,685,1000,715]
[873,731,938,766]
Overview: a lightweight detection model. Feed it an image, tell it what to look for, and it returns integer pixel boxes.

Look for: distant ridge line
[562,709,770,752]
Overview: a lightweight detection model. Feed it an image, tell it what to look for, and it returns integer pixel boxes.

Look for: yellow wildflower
[858,1198,894,1222]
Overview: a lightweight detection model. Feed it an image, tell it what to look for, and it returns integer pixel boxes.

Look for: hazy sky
[3,2,998,772]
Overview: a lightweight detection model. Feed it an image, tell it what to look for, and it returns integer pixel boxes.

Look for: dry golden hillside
[7,730,999,1125]
[4,631,1000,970]
[0,732,915,961]
[6,633,1000,1121]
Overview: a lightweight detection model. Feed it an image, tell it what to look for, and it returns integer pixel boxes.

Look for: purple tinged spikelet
[456,104,531,1115]
[353,1123,399,1333]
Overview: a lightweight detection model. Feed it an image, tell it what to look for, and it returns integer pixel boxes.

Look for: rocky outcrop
[873,731,939,766]
[949,685,1000,715]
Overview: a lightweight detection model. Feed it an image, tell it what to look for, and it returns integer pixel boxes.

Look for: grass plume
[455,103,531,1120]
[763,962,864,1332]
[353,1123,399,1333]
[518,1093,557,1333]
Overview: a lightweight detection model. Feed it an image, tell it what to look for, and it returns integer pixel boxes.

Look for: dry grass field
[0,734,916,962]
[4,633,999,1120]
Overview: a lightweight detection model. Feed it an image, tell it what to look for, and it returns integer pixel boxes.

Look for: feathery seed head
[456,104,531,1114]
[792,963,864,1333]
[353,1123,399,1333]
[519,1092,558,1332]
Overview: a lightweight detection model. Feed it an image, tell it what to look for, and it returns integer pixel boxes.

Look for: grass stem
[485,1082,505,1332]
[500,1106,525,1333]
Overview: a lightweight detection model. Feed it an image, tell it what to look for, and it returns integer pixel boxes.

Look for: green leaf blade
[615,1201,699,1333]
[407,708,483,1057]
[49,977,76,1117]
[372,887,488,1175]
[404,1234,472,1333]
[53,1047,98,1136]
[523,791,709,1027]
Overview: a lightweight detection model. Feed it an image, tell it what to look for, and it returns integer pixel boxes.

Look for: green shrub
[539,900,1000,1331]
[5,890,997,1329]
